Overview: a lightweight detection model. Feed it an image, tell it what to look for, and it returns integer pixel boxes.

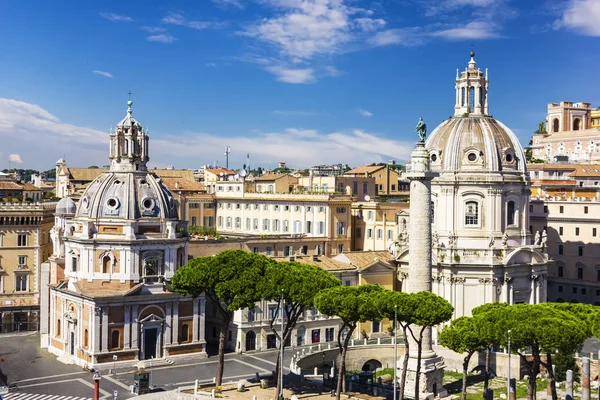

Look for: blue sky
[0,0,599,171]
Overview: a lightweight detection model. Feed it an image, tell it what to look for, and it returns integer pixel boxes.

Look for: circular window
[467,153,477,162]
[431,154,437,162]
[114,180,121,185]
[106,198,119,209]
[142,198,154,210]
[140,179,147,185]
[506,154,513,162]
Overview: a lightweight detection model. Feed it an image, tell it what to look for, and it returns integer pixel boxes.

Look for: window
[544,205,549,213]
[377,229,383,239]
[248,308,256,322]
[578,268,584,280]
[307,206,312,212]
[315,245,322,255]
[56,319,61,337]
[284,246,292,256]
[252,247,258,253]
[236,203,240,209]
[312,329,321,343]
[558,286,563,293]
[338,244,344,253]
[507,201,516,225]
[235,217,241,229]
[17,234,27,247]
[553,118,559,132]
[226,217,232,228]
[325,328,334,342]
[356,228,362,238]
[263,219,270,231]
[102,255,111,274]
[578,246,584,256]
[336,222,346,235]
[272,219,280,232]
[15,273,27,292]
[336,207,346,213]
[111,330,120,349]
[387,230,393,240]
[283,220,289,232]
[597,269,600,281]
[353,182,358,195]
[367,229,373,239]
[254,204,259,210]
[191,216,197,226]
[469,87,475,109]
[228,330,232,342]
[266,247,272,256]
[344,280,351,286]
[465,201,479,225]
[594,228,597,237]
[363,183,368,194]
[306,221,312,233]
[559,206,564,214]
[318,221,325,235]
[573,287,577,294]
[180,325,189,343]
[576,227,580,236]
[558,266,564,277]
[72,256,77,272]
[245,204,250,210]
[294,220,301,233]
[529,205,533,212]
[84,329,89,348]
[301,245,308,255]
[391,184,396,191]
[582,288,587,295]
[18,255,26,266]
[268,305,278,320]
[218,216,223,227]
[318,207,324,213]
[558,245,564,255]
[367,211,374,220]
[559,227,563,235]
[372,319,380,333]
[431,201,435,224]
[246,218,251,230]
[461,87,466,106]
[226,203,231,209]
[253,218,259,230]
[584,206,589,214]
[284,205,289,212]
[274,205,280,211]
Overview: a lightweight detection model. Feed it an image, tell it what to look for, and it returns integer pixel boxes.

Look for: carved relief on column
[101,307,109,352]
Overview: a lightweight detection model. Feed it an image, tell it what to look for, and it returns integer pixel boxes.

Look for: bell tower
[454,51,489,116]
[109,99,149,172]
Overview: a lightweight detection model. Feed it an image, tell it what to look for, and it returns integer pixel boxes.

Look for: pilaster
[192,299,199,343]
[172,302,179,345]
[132,304,139,350]
[101,307,109,352]
[124,305,131,349]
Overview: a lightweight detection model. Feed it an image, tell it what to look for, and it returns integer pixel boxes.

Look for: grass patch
[443,371,548,400]
[376,368,395,378]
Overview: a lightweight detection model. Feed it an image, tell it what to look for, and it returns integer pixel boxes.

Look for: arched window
[56,319,61,337]
[180,324,189,343]
[123,139,129,155]
[461,87,466,106]
[111,330,120,349]
[574,118,581,131]
[102,256,111,274]
[296,327,306,347]
[465,201,479,226]
[553,118,559,132]
[507,201,516,225]
[84,329,89,348]
[469,87,475,110]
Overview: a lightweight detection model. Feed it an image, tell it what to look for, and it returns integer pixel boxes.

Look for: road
[0,333,291,400]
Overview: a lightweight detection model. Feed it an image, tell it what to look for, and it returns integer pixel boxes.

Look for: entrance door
[144,328,158,359]
[245,331,256,351]
[70,332,75,355]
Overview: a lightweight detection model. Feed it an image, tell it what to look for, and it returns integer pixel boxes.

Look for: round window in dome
[506,153,513,162]
[142,198,155,211]
[467,152,477,162]
[431,154,438,162]
[106,198,119,209]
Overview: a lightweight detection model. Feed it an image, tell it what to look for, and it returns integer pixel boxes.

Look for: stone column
[199,298,206,344]
[172,302,179,345]
[101,307,109,352]
[165,302,172,346]
[93,307,101,353]
[582,357,590,400]
[192,299,200,343]
[131,304,139,350]
[124,305,131,349]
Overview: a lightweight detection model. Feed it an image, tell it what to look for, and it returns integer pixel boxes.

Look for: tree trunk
[335,326,354,400]
[462,352,475,400]
[522,353,539,400]
[414,332,423,400]
[216,314,231,387]
[483,345,491,397]
[544,353,558,400]
[399,326,410,400]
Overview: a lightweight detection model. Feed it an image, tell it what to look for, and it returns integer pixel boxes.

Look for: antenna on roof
[224,146,231,169]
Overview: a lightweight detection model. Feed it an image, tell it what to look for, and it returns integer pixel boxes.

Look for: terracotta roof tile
[254,173,290,181]
[273,255,356,272]
[0,181,24,190]
[346,165,385,175]
[205,168,235,176]
[333,251,394,269]
[161,177,206,192]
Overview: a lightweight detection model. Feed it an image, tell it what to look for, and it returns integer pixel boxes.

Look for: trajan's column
[402,118,447,399]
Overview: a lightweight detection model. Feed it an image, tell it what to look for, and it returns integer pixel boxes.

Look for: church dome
[56,197,77,216]
[426,115,526,173]
[76,171,178,220]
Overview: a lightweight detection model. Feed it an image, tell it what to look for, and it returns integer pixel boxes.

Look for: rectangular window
[377,229,382,239]
[252,247,259,253]
[15,274,27,292]
[578,268,583,279]
[284,246,292,256]
[336,207,346,213]
[356,228,362,238]
[367,229,373,239]
[325,328,334,342]
[318,207,324,213]
[578,246,584,256]
[584,206,589,214]
[594,228,598,237]
[17,234,27,247]
[576,227,580,236]
[72,257,77,272]
[18,255,26,266]
[353,182,358,195]
[558,245,563,255]
[268,305,277,320]
[465,202,479,225]
[246,218,251,230]
[307,206,312,212]
[344,280,351,286]
[387,230,393,240]
[367,211,374,220]
[558,286,563,293]
[318,221,325,235]
[284,205,289,212]
[558,266,563,277]
[191,216,197,226]
[573,287,577,294]
[218,216,223,227]
[248,308,256,322]
[311,329,321,343]
[301,245,308,255]
[266,247,272,256]
[253,218,259,230]
[559,206,564,213]
[582,288,587,295]
[337,222,346,235]
[272,219,280,232]
[306,221,312,233]
[283,220,289,232]
[559,227,563,235]
[544,205,549,213]
[263,219,270,231]
[338,244,344,253]
[235,217,241,229]
[363,183,368,194]
[391,184,396,191]
[529,205,533,212]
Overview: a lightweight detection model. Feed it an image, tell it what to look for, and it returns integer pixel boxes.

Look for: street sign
[113,390,118,398]
[113,355,118,361]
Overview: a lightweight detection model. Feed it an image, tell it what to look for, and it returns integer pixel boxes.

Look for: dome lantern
[455,51,488,116]
[109,98,150,173]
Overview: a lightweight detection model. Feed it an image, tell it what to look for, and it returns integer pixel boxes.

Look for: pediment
[361,261,395,273]
[139,313,164,323]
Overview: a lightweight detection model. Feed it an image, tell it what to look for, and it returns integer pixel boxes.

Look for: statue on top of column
[416,117,427,142]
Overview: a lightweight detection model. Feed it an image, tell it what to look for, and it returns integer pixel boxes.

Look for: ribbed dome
[56,197,77,216]
[425,115,526,174]
[76,171,178,220]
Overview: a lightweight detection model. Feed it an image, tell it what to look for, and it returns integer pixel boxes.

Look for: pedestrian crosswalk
[1,393,92,400]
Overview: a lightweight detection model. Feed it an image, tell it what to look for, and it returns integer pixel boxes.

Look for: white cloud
[212,0,244,9]
[0,98,413,170]
[324,65,342,77]
[205,62,218,68]
[92,70,113,79]
[161,12,222,30]
[265,65,316,84]
[369,27,427,46]
[9,154,23,164]
[555,0,600,36]
[100,12,134,22]
[141,26,167,33]
[359,109,373,117]
[431,21,502,39]
[147,34,177,44]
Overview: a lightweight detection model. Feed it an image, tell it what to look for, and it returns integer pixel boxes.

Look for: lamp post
[279,289,285,400]
[393,305,398,400]
[150,356,154,390]
[507,330,511,400]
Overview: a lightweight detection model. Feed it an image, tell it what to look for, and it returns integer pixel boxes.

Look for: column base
[398,354,447,400]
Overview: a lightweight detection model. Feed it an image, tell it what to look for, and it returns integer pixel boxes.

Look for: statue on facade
[541,230,547,248]
[415,117,427,142]
[502,231,509,247]
[432,231,439,247]
[534,230,541,246]
[488,232,495,248]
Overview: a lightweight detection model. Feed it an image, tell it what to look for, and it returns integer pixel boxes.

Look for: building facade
[0,203,54,333]
[42,100,206,368]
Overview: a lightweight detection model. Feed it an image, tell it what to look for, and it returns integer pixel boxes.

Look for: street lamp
[507,330,511,400]
[279,289,285,400]
[393,305,398,400]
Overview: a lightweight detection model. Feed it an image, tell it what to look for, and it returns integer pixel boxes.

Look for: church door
[245,331,256,351]
[144,328,158,359]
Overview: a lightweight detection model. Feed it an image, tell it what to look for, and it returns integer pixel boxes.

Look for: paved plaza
[0,333,290,400]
